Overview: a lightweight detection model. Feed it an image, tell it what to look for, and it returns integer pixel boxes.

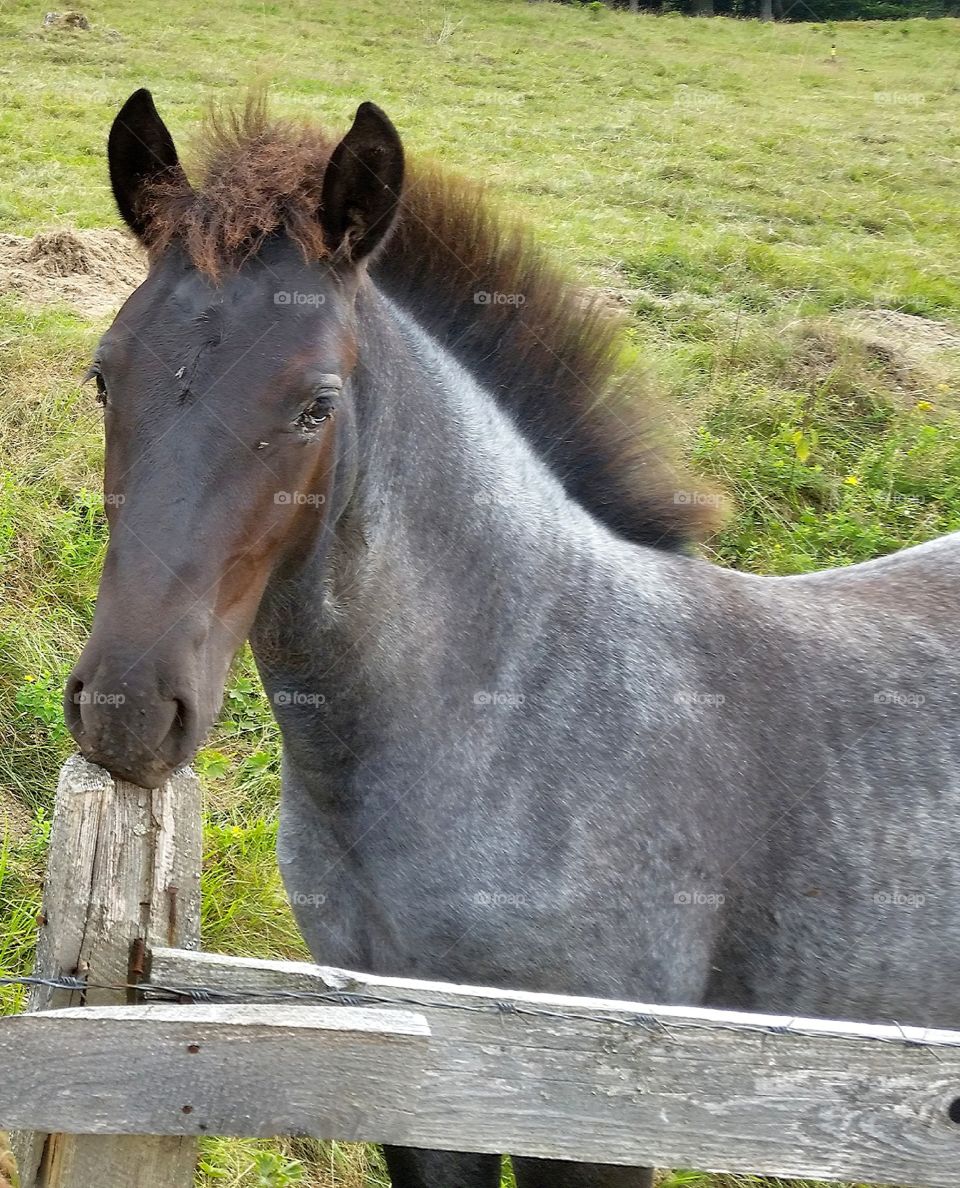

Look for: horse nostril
[157,695,197,769]
[173,698,188,734]
[64,673,85,737]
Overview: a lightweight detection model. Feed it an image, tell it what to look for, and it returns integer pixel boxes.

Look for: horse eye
[296,393,334,432]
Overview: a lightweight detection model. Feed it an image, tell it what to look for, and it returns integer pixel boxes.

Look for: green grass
[1,0,959,1184]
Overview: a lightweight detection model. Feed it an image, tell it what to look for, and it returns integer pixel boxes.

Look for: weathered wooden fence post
[12,754,202,1188]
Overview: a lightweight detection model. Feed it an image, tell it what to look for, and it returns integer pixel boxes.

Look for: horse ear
[108,89,187,240]
[320,102,404,262]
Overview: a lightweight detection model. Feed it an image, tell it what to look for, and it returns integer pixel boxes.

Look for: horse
[66,89,960,1188]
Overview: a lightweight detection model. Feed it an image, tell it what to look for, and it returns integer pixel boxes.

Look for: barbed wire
[0,973,954,1058]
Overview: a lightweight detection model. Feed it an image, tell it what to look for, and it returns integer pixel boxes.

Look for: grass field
[1,1,959,1184]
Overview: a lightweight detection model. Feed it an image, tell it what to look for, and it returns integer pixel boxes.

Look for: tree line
[564,0,953,18]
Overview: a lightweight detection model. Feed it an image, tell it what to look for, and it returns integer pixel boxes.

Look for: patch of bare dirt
[42,9,91,29]
[0,787,32,842]
[839,309,960,387]
[0,228,146,320]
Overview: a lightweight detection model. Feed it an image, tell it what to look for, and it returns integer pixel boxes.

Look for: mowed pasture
[1,1,960,1185]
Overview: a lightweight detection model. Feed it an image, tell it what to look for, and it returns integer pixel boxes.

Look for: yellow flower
[843,475,859,486]
[916,400,933,411]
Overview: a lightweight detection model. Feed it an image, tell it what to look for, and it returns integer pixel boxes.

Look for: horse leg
[512,1158,654,1188]
[382,1146,501,1188]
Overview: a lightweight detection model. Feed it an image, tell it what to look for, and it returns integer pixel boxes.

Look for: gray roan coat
[67,91,960,1188]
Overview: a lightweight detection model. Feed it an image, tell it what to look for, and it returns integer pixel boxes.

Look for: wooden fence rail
[3,756,960,1188]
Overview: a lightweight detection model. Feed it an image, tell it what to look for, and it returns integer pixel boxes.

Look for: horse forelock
[142,93,336,278]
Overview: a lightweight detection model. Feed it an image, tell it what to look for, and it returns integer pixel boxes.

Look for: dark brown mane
[144,98,721,550]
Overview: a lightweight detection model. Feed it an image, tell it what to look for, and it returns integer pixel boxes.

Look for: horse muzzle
[64,656,201,789]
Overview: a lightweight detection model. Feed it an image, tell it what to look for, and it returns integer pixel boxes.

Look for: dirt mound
[839,309,960,387]
[0,228,146,320]
[43,9,91,29]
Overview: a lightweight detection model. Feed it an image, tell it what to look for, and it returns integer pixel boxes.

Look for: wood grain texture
[147,947,960,1187]
[11,757,202,1188]
[0,1004,429,1141]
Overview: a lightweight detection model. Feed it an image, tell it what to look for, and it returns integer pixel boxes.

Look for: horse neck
[251,284,614,738]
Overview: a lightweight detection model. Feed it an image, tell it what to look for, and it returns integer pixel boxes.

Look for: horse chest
[276,758,719,999]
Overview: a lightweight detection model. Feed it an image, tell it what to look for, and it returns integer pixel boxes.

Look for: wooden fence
[2,755,960,1188]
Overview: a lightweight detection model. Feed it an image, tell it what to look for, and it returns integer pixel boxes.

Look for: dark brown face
[65,90,404,787]
[66,242,350,786]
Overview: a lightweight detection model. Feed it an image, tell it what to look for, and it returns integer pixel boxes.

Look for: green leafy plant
[252,1150,304,1188]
